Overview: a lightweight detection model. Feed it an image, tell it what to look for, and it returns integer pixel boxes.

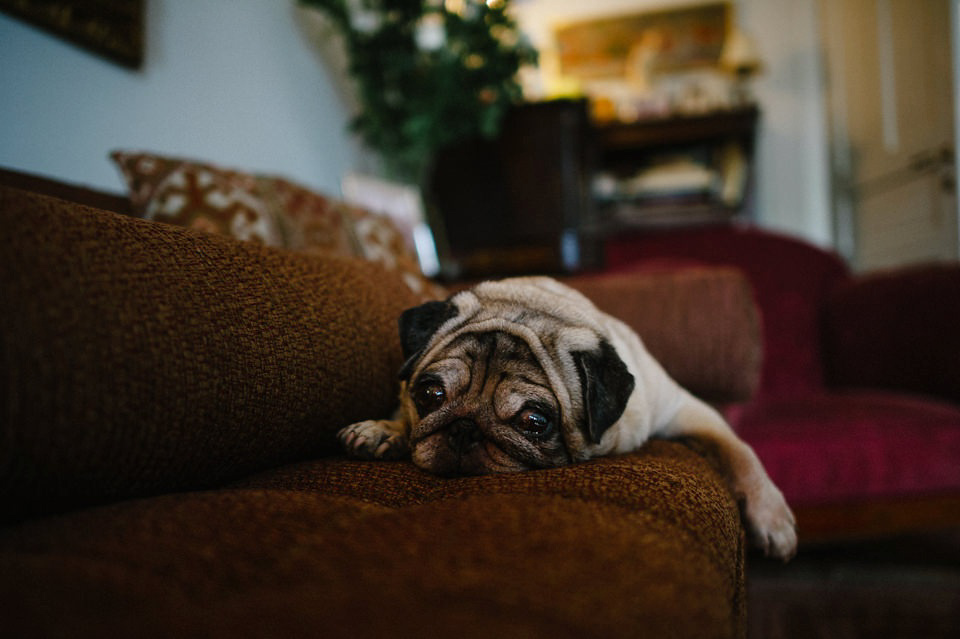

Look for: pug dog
[339,277,797,560]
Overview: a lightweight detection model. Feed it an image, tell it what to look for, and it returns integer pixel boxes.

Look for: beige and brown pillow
[111,151,443,300]
[111,151,283,245]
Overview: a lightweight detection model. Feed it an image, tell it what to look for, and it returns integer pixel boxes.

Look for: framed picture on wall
[555,2,730,80]
[0,0,145,68]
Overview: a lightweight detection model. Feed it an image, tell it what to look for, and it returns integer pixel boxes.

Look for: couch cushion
[0,186,421,522]
[565,266,762,404]
[732,392,960,507]
[0,441,745,639]
[605,226,850,400]
[824,263,960,405]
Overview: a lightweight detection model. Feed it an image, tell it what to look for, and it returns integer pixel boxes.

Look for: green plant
[300,0,537,182]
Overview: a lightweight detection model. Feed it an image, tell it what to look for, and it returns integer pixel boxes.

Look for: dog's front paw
[338,420,409,461]
[742,480,797,561]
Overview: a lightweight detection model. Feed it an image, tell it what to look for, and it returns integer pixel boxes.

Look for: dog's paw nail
[338,420,408,461]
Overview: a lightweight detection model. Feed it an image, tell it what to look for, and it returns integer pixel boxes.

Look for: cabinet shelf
[590,106,760,231]
[595,106,759,150]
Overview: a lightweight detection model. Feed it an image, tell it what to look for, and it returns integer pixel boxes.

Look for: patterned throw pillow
[111,152,283,246]
[111,151,443,299]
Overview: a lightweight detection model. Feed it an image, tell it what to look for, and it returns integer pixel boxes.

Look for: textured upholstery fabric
[734,392,960,506]
[1,180,749,637]
[1,443,746,639]
[566,266,762,404]
[1,186,420,521]
[0,166,133,215]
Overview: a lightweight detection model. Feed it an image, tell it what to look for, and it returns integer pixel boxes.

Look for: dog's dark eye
[516,408,553,437]
[414,381,446,414]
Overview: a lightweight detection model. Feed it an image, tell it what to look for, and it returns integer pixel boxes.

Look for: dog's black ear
[573,340,636,444]
[397,300,458,380]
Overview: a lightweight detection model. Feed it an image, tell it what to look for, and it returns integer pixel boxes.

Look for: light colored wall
[515,0,833,248]
[739,0,832,247]
[0,0,361,195]
[0,0,832,247]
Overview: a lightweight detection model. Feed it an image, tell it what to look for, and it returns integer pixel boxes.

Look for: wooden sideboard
[427,101,760,278]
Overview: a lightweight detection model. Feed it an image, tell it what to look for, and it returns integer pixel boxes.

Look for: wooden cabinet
[426,102,760,278]
[427,99,596,279]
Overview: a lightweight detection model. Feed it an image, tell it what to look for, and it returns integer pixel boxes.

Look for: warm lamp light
[721,28,763,74]
[720,28,763,105]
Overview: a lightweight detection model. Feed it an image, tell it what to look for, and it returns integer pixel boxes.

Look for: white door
[821,0,958,270]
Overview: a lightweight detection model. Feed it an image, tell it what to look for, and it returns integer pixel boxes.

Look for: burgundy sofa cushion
[605,225,960,542]
[824,263,960,405]
[605,226,850,400]
[565,266,762,404]
[732,392,960,506]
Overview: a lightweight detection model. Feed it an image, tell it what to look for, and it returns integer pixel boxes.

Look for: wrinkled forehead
[444,330,537,360]
[413,324,512,380]
[413,304,603,420]
[415,330,546,383]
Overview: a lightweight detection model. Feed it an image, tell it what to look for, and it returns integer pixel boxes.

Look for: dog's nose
[447,418,482,453]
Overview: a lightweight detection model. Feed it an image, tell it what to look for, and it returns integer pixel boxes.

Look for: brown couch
[0,173,765,638]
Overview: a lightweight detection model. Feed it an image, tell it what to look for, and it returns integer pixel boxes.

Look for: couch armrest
[1,186,420,522]
[563,266,763,404]
[823,263,960,404]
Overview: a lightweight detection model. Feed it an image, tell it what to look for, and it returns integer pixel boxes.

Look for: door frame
[952,0,960,259]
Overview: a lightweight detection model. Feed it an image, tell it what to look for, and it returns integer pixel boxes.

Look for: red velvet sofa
[606,226,960,544]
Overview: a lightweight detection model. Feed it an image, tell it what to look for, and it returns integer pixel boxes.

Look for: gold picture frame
[555,2,730,80]
[0,0,145,68]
